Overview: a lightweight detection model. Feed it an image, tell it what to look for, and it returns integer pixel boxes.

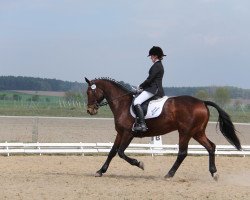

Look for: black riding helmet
[148,46,166,59]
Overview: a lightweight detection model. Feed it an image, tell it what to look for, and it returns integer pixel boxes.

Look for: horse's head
[85,77,105,115]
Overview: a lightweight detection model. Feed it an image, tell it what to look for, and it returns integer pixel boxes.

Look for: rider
[133,46,166,132]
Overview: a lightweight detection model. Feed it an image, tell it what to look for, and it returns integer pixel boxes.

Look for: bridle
[88,83,105,108]
[88,83,133,108]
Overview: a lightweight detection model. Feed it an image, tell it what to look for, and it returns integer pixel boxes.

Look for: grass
[0,91,113,117]
[208,106,250,123]
[0,91,249,122]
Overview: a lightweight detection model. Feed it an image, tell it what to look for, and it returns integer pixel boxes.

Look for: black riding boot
[133,104,148,132]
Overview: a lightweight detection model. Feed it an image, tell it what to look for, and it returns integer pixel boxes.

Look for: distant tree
[64,91,83,102]
[195,90,209,100]
[0,76,83,91]
[119,81,133,90]
[233,99,243,110]
[31,95,40,102]
[0,94,7,100]
[1,76,250,99]
[12,94,22,101]
[246,104,250,110]
[213,87,231,106]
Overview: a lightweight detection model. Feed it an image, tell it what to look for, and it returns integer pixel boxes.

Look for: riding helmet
[148,46,166,58]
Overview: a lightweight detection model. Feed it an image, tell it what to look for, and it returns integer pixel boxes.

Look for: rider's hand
[136,87,143,94]
[132,86,142,94]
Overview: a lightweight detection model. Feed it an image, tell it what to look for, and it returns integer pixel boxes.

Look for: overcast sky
[0,0,249,88]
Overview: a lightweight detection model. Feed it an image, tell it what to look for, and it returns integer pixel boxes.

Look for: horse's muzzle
[87,106,98,115]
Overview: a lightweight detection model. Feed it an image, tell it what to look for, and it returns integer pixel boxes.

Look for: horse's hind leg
[165,134,190,178]
[193,132,217,178]
[95,134,121,177]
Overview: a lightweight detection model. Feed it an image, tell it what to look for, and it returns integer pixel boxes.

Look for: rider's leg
[133,104,147,132]
[133,91,154,132]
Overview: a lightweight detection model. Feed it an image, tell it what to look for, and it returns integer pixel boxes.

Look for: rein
[87,80,135,108]
[98,91,133,107]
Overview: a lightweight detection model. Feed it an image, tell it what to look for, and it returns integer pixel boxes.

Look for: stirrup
[132,123,148,132]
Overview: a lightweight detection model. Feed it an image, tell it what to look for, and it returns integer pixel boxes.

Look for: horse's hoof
[138,161,144,170]
[212,173,219,181]
[164,174,173,180]
[95,171,103,177]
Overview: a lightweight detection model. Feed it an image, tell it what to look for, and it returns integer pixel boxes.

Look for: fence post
[150,136,163,156]
[32,117,39,142]
[5,141,10,156]
[151,136,163,146]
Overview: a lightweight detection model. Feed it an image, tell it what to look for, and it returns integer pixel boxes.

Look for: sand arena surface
[0,116,249,199]
[0,156,250,200]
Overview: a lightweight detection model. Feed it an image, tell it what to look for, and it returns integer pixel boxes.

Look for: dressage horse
[84,77,241,179]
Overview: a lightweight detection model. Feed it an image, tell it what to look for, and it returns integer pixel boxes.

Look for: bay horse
[84,77,241,179]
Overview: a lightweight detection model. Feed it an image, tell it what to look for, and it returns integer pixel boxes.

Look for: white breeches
[133,91,154,105]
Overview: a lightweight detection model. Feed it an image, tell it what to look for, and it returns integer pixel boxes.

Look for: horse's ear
[85,77,91,85]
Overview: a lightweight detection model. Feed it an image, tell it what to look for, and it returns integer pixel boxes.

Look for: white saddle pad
[130,96,168,119]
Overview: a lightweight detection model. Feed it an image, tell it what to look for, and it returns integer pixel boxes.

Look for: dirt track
[0,116,249,199]
[0,156,249,200]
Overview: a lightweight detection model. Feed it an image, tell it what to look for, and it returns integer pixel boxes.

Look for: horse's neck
[97,81,132,114]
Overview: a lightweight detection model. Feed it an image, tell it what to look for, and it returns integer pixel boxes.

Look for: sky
[0,0,250,88]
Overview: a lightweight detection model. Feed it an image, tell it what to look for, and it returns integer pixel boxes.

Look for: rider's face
[150,55,158,63]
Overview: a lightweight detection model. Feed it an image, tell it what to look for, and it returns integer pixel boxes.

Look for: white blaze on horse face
[91,84,97,90]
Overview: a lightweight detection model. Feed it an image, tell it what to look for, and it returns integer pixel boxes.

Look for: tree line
[164,86,250,99]
[1,76,250,100]
[0,76,83,92]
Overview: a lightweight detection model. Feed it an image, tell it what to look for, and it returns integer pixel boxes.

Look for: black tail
[204,101,242,150]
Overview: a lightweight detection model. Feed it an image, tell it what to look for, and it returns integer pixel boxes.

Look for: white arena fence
[0,142,250,157]
[0,116,249,156]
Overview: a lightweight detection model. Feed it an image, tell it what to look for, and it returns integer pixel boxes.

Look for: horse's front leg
[117,132,144,170]
[95,134,121,177]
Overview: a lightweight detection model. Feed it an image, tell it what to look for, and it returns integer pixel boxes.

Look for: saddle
[130,96,168,119]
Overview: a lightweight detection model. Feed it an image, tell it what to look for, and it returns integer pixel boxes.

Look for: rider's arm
[139,64,161,89]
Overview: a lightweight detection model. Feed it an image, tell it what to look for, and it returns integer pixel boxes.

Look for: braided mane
[94,77,133,93]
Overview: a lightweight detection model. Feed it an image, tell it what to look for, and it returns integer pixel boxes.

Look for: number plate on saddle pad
[130,96,168,119]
